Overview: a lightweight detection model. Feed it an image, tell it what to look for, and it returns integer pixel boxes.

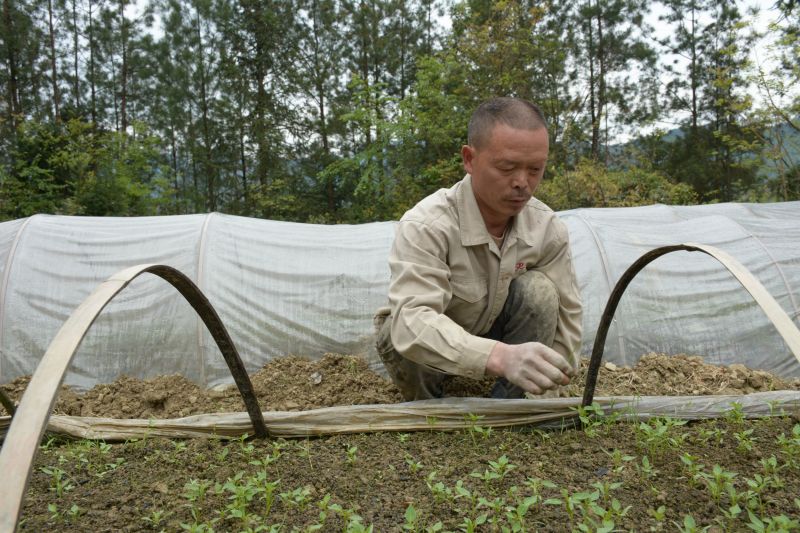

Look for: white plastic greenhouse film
[0,202,798,389]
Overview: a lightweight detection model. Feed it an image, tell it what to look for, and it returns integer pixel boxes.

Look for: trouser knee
[375,315,446,401]
[492,270,559,347]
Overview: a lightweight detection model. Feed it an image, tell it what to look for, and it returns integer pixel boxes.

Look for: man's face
[461,123,549,225]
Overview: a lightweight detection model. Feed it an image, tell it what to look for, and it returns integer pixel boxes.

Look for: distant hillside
[612,118,800,180]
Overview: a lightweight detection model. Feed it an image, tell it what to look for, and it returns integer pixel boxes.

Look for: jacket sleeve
[387,220,497,379]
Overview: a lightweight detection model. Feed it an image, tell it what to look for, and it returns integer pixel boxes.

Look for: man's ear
[461,145,475,174]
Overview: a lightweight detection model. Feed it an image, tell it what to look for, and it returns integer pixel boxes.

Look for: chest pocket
[448,277,488,331]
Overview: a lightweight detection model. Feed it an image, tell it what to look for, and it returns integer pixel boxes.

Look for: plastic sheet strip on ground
[2,391,798,441]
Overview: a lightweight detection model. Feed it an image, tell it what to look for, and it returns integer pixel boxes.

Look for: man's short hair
[467,97,547,149]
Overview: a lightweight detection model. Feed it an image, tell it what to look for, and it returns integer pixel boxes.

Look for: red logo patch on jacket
[515,262,526,272]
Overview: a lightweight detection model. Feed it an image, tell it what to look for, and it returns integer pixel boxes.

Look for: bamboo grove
[0,0,798,222]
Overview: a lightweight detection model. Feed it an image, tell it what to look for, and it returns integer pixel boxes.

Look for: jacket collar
[457,174,521,248]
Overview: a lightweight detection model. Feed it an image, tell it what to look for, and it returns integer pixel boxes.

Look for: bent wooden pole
[582,243,800,407]
[0,264,267,532]
[0,388,14,417]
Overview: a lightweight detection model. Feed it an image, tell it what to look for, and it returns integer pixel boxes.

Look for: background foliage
[1,0,798,222]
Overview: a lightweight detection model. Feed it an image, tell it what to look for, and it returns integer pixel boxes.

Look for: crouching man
[374,97,582,400]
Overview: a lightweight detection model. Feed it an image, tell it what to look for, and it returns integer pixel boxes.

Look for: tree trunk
[587,14,598,159]
[2,0,20,128]
[239,119,248,207]
[47,0,61,121]
[690,1,698,133]
[88,0,97,124]
[196,17,215,211]
[595,0,606,161]
[119,0,128,133]
[72,0,80,110]
[112,61,119,131]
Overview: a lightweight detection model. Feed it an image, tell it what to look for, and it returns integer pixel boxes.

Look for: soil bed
[4,353,800,531]
[4,353,799,419]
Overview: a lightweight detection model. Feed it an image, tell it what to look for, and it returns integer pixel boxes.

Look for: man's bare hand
[485,341,574,395]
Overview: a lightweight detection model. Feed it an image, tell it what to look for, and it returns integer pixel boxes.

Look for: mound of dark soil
[3,352,799,419]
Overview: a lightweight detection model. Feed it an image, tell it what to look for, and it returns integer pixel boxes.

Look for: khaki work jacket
[375,175,582,379]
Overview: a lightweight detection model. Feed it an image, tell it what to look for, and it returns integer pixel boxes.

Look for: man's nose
[510,171,529,190]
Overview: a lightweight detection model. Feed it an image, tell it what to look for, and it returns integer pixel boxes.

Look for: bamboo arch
[581,243,800,406]
[0,264,268,531]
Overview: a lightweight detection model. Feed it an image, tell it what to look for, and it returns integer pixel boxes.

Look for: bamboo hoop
[582,243,800,406]
[0,264,267,532]
[0,388,14,417]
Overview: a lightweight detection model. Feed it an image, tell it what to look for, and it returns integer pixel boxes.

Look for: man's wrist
[485,342,510,377]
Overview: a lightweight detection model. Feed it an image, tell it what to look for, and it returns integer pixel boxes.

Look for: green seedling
[696,426,727,447]
[636,417,687,456]
[346,445,358,465]
[759,455,783,481]
[425,471,453,505]
[305,493,332,532]
[327,502,373,532]
[523,477,558,496]
[648,504,667,523]
[173,440,188,454]
[179,521,214,532]
[488,454,517,479]
[296,439,314,469]
[745,474,772,513]
[551,488,598,522]
[673,514,711,533]
[66,504,83,521]
[141,509,169,528]
[280,485,312,511]
[603,448,635,473]
[464,413,491,444]
[574,402,617,437]
[478,496,505,528]
[47,503,60,522]
[725,402,746,425]
[96,457,125,478]
[402,504,418,532]
[638,455,659,479]
[505,494,537,530]
[249,452,280,470]
[252,471,279,516]
[746,510,800,532]
[40,436,60,451]
[775,424,800,467]
[238,434,256,459]
[766,400,784,417]
[575,403,604,437]
[590,480,622,507]
[39,466,74,497]
[716,503,743,530]
[397,433,411,443]
[700,464,737,505]
[183,478,212,523]
[735,428,757,453]
[680,453,705,488]
[222,471,258,522]
[458,513,487,533]
[453,479,484,521]
[405,454,423,474]
[215,446,230,462]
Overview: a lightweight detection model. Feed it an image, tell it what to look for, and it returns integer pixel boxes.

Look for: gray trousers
[376,270,559,401]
